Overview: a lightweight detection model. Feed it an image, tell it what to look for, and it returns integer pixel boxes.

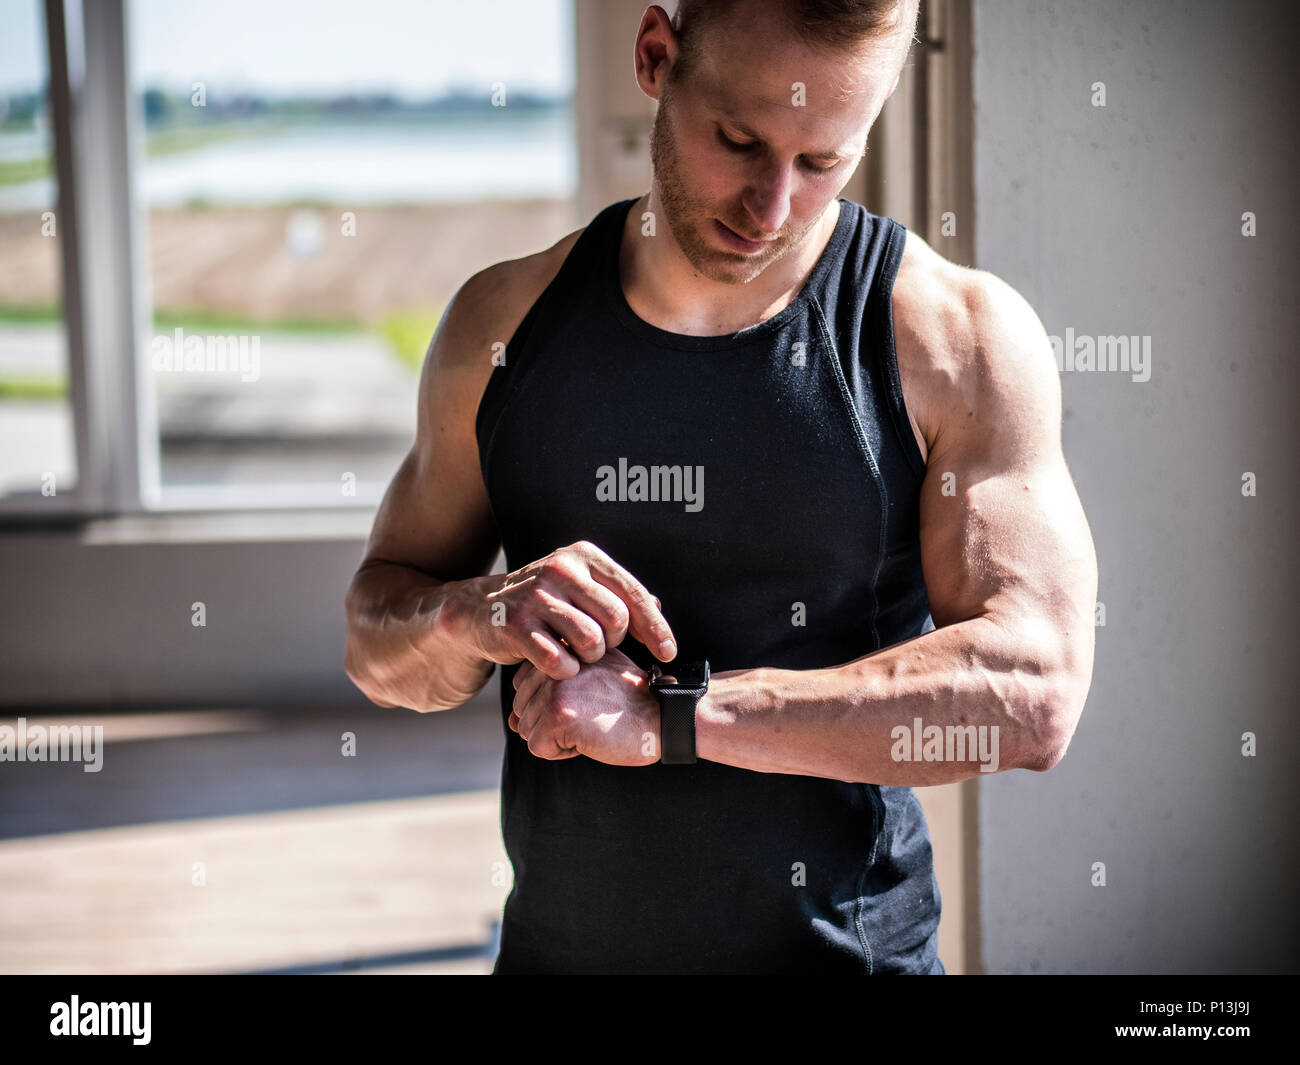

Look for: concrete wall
[971,0,1299,972]
[0,513,373,708]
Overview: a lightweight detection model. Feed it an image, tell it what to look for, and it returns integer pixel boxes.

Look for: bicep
[360,228,584,583]
[361,280,502,583]
[919,444,1094,639]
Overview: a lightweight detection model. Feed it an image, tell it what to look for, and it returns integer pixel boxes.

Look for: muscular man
[345,0,1097,974]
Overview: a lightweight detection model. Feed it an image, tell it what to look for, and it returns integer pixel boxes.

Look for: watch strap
[658,686,698,764]
[650,661,708,765]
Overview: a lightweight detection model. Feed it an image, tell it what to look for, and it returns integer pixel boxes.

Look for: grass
[0,156,50,185]
[0,305,442,398]
[145,123,244,160]
[379,311,442,373]
[0,304,364,333]
[0,304,60,324]
[0,121,247,187]
[152,309,367,335]
[151,307,447,374]
[0,373,66,400]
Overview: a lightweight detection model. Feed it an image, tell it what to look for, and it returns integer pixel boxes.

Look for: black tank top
[475,196,943,974]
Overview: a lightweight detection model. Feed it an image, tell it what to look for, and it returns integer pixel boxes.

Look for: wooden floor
[0,701,508,975]
[0,699,967,974]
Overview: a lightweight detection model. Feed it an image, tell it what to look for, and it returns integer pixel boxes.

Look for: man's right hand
[440,540,677,681]
[345,240,651,712]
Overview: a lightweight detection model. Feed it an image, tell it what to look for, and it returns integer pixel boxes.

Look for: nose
[740,159,793,237]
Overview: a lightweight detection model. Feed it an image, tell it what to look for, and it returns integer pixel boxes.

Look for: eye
[717,125,840,172]
[717,128,756,152]
[800,157,840,173]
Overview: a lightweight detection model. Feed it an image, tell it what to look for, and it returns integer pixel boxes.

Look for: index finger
[583,553,676,661]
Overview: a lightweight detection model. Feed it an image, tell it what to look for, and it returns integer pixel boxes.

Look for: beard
[648,75,823,285]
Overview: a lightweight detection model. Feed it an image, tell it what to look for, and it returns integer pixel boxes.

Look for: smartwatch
[647,659,710,765]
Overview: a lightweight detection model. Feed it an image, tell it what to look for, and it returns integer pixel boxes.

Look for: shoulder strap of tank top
[530,197,633,325]
[864,213,925,483]
[513,198,634,352]
[475,198,636,466]
[810,201,924,483]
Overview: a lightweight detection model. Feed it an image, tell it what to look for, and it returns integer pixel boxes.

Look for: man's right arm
[343,256,523,711]
[344,233,678,713]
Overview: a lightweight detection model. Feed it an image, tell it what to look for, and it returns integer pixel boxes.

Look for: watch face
[658,660,708,691]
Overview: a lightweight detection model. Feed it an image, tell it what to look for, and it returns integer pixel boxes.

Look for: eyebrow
[715,108,862,161]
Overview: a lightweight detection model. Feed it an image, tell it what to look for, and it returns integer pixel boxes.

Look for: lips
[723,222,765,241]
[714,218,772,251]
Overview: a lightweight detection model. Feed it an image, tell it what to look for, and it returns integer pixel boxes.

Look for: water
[0,110,577,211]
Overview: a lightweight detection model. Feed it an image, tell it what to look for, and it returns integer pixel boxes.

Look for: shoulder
[890,229,1062,464]
[413,223,586,427]
[429,224,586,377]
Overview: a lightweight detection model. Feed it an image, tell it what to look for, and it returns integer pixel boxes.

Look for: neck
[618,192,841,336]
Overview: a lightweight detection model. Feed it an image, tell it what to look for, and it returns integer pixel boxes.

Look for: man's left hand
[509,646,660,765]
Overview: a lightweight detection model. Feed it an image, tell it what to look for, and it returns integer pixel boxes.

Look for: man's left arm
[693,270,1099,784]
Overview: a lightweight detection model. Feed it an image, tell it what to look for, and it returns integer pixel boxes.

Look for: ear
[634,4,678,104]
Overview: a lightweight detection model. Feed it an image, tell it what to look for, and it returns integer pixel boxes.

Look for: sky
[0,0,574,98]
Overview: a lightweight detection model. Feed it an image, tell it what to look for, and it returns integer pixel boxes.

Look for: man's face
[648,4,908,285]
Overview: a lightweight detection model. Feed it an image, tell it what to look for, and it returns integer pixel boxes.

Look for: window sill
[0,506,377,546]
[88,506,378,545]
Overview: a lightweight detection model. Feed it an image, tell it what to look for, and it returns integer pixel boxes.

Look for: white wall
[0,520,370,708]
[971,0,1299,972]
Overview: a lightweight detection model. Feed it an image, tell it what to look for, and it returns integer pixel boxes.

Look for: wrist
[694,668,768,762]
[646,659,709,764]
[432,575,496,666]
[641,677,662,765]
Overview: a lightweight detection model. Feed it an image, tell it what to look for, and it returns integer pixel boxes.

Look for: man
[345,0,1097,974]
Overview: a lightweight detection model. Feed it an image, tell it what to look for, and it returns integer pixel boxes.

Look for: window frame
[2,0,422,522]
[1,0,155,520]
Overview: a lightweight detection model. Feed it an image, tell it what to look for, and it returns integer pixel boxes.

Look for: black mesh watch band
[649,660,709,765]
[659,688,698,764]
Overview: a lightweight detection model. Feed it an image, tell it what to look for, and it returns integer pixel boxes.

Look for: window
[130,0,577,508]
[1,0,577,515]
[0,0,77,503]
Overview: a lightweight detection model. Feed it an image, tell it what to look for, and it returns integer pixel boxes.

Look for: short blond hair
[670,0,919,82]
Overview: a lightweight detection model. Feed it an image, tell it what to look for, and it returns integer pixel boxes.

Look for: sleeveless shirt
[474,196,943,974]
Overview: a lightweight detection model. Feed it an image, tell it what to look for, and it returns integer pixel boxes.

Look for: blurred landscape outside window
[0,0,75,498]
[0,0,577,508]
